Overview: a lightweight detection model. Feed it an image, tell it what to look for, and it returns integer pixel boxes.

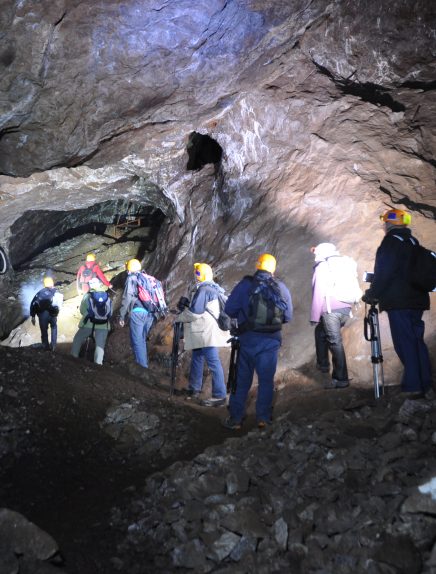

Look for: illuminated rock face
[0,1,435,378]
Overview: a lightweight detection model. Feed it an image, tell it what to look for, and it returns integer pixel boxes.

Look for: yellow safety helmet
[126,258,141,273]
[194,262,213,282]
[379,209,411,226]
[43,276,54,288]
[86,253,96,262]
[256,253,276,274]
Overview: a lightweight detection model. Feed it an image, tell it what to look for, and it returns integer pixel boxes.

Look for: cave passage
[186,131,223,171]
[9,200,166,269]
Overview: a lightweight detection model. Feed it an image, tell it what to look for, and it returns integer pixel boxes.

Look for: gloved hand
[177,296,190,312]
[31,316,36,326]
[119,319,125,328]
[310,321,318,326]
[362,291,378,305]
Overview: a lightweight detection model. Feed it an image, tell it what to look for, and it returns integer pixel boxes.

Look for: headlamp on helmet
[194,262,213,282]
[379,209,411,226]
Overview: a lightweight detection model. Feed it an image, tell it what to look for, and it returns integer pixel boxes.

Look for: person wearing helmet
[71,278,112,365]
[118,259,159,368]
[222,253,293,429]
[310,243,353,389]
[76,253,112,295]
[362,209,432,396]
[176,262,230,406]
[29,275,63,351]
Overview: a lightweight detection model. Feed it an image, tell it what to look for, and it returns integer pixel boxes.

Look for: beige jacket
[178,298,230,350]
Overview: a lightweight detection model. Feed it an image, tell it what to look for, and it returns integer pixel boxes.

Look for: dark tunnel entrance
[9,200,166,269]
[186,131,223,171]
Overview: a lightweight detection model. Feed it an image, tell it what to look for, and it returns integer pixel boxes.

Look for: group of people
[29,208,433,428]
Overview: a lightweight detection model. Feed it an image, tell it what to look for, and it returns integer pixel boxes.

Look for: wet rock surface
[1,344,436,573]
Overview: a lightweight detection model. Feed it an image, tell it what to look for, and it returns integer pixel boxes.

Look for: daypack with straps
[136,272,168,318]
[85,291,112,325]
[243,275,288,333]
[392,234,436,292]
[325,255,363,308]
[31,287,59,316]
[206,287,234,331]
[80,262,97,284]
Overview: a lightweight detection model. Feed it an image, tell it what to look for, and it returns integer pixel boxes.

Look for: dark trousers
[387,309,432,393]
[315,310,349,382]
[38,310,57,349]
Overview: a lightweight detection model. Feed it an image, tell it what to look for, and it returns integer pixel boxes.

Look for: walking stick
[227,336,240,395]
[364,302,385,399]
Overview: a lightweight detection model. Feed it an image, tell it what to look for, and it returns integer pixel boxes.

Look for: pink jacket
[311,261,351,323]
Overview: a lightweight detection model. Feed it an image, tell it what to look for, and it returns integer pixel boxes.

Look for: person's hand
[310,321,318,326]
[108,283,113,289]
[119,319,125,328]
[362,292,378,305]
[31,317,36,326]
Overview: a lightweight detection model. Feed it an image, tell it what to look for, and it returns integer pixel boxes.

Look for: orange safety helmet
[126,258,141,273]
[43,276,54,288]
[379,209,411,226]
[256,253,276,274]
[194,262,213,282]
[86,253,96,262]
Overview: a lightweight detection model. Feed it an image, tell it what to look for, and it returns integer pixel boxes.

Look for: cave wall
[0,0,435,381]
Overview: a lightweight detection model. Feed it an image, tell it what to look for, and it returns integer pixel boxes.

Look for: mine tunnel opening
[9,200,167,270]
[186,131,223,171]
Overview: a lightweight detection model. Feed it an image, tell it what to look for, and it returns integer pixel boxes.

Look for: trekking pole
[170,321,182,396]
[364,302,384,399]
[227,336,240,395]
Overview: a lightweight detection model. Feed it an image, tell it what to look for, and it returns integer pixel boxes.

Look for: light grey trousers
[71,327,109,365]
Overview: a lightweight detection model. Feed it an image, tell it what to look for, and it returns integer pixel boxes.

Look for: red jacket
[76,261,111,294]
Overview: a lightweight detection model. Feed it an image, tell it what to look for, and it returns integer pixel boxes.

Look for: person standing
[30,276,63,351]
[362,209,433,396]
[71,278,112,365]
[119,259,157,368]
[310,243,353,389]
[223,253,293,429]
[177,263,230,407]
[76,253,112,295]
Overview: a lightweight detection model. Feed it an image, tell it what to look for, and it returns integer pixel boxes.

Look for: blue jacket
[224,271,293,341]
[190,281,223,314]
[365,227,430,312]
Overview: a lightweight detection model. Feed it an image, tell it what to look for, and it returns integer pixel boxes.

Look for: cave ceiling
[0,0,435,371]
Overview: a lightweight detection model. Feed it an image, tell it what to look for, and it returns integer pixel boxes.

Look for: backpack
[80,263,97,284]
[85,291,112,325]
[244,275,288,333]
[32,287,59,316]
[410,245,436,292]
[206,289,235,332]
[325,255,363,306]
[136,272,168,318]
[392,234,436,292]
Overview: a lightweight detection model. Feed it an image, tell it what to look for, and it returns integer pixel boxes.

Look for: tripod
[364,303,384,399]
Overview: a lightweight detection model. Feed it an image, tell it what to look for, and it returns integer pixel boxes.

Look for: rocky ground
[1,340,436,574]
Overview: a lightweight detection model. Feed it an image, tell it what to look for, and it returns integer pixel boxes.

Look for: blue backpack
[85,291,112,325]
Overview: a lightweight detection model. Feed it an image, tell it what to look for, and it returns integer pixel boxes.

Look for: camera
[363,271,374,283]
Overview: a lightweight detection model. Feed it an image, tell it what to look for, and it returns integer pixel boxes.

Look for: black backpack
[32,287,59,316]
[85,291,112,325]
[206,291,234,331]
[411,244,436,292]
[393,235,436,292]
[244,275,288,333]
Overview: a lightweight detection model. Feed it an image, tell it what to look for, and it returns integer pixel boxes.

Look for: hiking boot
[324,379,350,389]
[201,397,226,407]
[257,419,272,429]
[186,389,200,400]
[221,417,242,430]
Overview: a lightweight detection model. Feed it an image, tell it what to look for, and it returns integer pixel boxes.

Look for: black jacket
[366,227,430,312]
